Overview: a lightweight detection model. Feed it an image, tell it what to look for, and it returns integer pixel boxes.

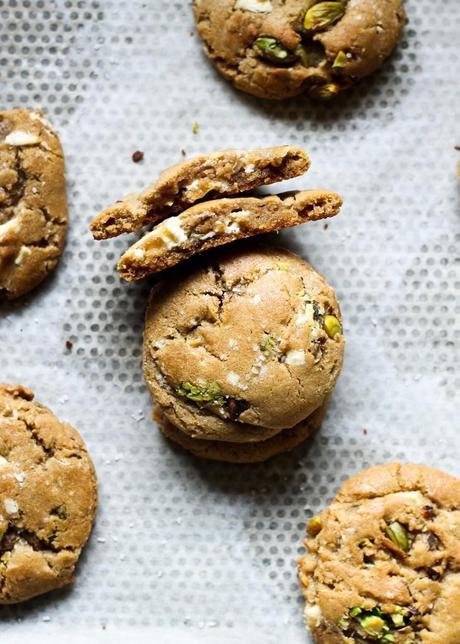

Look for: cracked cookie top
[0,385,97,603]
[298,462,460,644]
[193,0,406,100]
[144,244,344,442]
[0,108,67,300]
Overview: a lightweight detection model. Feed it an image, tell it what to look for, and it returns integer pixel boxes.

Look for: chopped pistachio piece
[386,521,409,553]
[176,381,225,406]
[359,615,386,636]
[294,43,309,67]
[254,36,297,64]
[260,334,279,357]
[324,315,342,338]
[349,606,362,617]
[191,122,199,135]
[0,552,10,566]
[304,2,346,31]
[332,49,348,68]
[307,515,322,536]
[381,635,396,643]
[391,612,406,627]
[309,82,341,100]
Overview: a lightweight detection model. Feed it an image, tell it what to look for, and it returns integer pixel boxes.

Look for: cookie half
[154,398,328,463]
[193,0,406,100]
[0,385,97,603]
[118,189,342,281]
[298,462,460,643]
[144,244,344,442]
[90,145,309,239]
[0,109,68,300]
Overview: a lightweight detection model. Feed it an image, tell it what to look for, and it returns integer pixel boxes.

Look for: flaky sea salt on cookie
[0,385,97,603]
[298,462,460,643]
[118,189,342,281]
[90,145,310,239]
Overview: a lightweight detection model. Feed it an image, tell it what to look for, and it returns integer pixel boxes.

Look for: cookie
[144,244,344,443]
[90,145,309,239]
[193,0,406,100]
[0,109,67,300]
[118,189,342,281]
[155,397,328,463]
[298,463,460,644]
[0,385,97,603]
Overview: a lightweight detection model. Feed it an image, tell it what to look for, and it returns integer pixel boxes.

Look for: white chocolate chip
[251,294,261,304]
[285,349,305,365]
[0,217,20,240]
[234,0,272,13]
[14,472,25,484]
[157,217,187,249]
[244,163,255,173]
[227,372,240,386]
[304,604,322,628]
[4,131,40,146]
[228,339,239,349]
[0,456,8,468]
[4,498,18,515]
[225,221,240,234]
[134,248,145,260]
[14,245,32,266]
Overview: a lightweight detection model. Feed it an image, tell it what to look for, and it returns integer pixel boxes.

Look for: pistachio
[294,43,309,67]
[309,82,341,100]
[304,2,346,31]
[349,607,362,617]
[381,635,396,643]
[359,615,386,637]
[254,36,297,64]
[324,315,342,338]
[176,381,225,406]
[0,552,10,566]
[390,612,406,628]
[53,504,68,519]
[260,334,279,357]
[332,49,348,68]
[307,515,323,536]
[385,521,409,553]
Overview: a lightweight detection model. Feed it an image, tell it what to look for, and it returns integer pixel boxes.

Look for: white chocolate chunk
[157,217,187,249]
[225,221,240,234]
[134,248,145,260]
[304,603,322,628]
[285,349,305,365]
[4,498,18,515]
[0,217,20,240]
[14,245,32,266]
[235,0,272,13]
[4,131,40,146]
[227,372,240,386]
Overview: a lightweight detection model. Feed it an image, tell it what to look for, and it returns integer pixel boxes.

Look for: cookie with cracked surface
[118,189,342,281]
[144,244,344,443]
[0,109,67,300]
[193,0,406,100]
[298,462,460,644]
[0,384,97,603]
[154,397,328,463]
[90,145,309,239]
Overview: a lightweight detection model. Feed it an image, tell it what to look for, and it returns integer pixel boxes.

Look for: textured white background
[0,0,459,642]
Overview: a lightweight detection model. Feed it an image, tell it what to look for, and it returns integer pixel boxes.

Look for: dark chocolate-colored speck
[422,505,434,520]
[427,532,441,551]
[225,397,250,421]
[181,149,187,156]
[363,428,368,435]
[455,145,460,151]
[427,568,441,581]
[323,223,329,230]
[65,339,73,352]
[132,150,144,163]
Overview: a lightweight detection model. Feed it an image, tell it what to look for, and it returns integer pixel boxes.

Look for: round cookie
[154,398,328,463]
[0,385,97,603]
[0,108,68,300]
[144,244,344,442]
[193,0,406,100]
[298,463,460,643]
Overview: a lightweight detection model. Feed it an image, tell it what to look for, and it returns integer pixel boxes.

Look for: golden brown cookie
[0,109,68,300]
[193,0,406,100]
[144,244,344,443]
[118,189,342,281]
[90,145,309,239]
[0,385,97,604]
[154,398,328,463]
[298,463,460,643]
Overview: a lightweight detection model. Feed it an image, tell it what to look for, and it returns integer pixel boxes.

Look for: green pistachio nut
[332,49,348,68]
[294,43,309,67]
[307,515,323,536]
[309,82,341,100]
[349,606,362,618]
[386,521,410,553]
[304,2,346,31]
[176,381,225,406]
[324,315,342,338]
[261,334,279,357]
[381,635,396,643]
[391,612,406,628]
[254,36,297,64]
[359,615,387,637]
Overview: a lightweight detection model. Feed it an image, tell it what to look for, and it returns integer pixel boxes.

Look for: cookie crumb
[192,122,200,135]
[132,150,144,163]
[181,148,187,156]
[363,428,368,435]
[323,223,329,230]
[454,145,460,151]
[65,339,73,352]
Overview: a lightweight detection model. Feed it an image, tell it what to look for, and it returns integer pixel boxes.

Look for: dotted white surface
[0,1,459,642]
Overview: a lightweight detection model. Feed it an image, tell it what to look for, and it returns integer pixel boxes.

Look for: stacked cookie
[90,146,345,461]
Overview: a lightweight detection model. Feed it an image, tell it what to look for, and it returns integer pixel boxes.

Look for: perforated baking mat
[0,0,459,642]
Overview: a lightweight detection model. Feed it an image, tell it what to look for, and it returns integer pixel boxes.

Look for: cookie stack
[90,146,345,461]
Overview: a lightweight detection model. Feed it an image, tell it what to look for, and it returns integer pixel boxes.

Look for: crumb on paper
[181,148,187,157]
[323,223,329,230]
[132,150,144,163]
[363,428,368,435]
[65,339,73,352]
[192,122,200,135]
[131,410,145,422]
[454,145,460,151]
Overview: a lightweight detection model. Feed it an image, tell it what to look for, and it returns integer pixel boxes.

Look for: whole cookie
[0,385,97,603]
[193,0,406,100]
[298,463,460,643]
[144,244,344,442]
[0,109,67,300]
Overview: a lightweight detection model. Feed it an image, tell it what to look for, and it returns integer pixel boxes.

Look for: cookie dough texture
[193,0,406,100]
[118,189,342,281]
[0,109,67,300]
[298,462,460,644]
[0,385,97,603]
[144,244,344,446]
[90,145,310,239]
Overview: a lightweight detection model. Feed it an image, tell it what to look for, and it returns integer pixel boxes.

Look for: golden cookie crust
[0,385,97,604]
[298,463,460,643]
[193,0,405,100]
[90,145,309,239]
[143,244,344,442]
[0,109,67,300]
[154,398,328,463]
[118,189,342,281]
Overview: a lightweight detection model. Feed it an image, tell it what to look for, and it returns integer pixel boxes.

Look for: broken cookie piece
[144,244,344,450]
[117,189,342,281]
[298,462,460,643]
[89,145,310,239]
[193,0,406,100]
[0,384,97,603]
[0,108,68,300]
